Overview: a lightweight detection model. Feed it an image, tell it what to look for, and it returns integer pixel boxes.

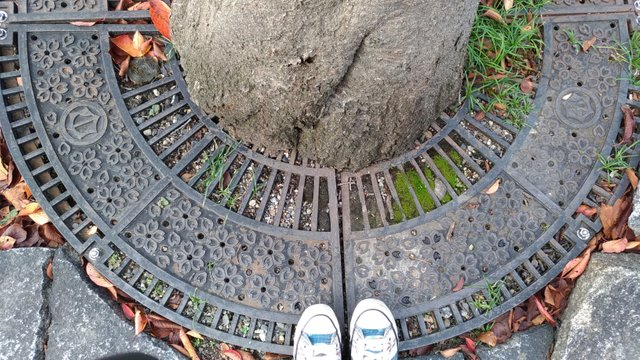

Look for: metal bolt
[635,0,640,11]
[88,248,101,261]
[0,29,7,41]
[576,227,590,241]
[0,11,7,23]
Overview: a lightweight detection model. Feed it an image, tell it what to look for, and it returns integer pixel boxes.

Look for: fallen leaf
[446,222,455,241]
[483,9,505,24]
[134,309,148,335]
[483,179,501,195]
[3,223,27,243]
[520,78,534,93]
[600,198,628,239]
[504,0,514,10]
[474,111,486,121]
[237,350,257,360]
[0,235,16,250]
[621,105,636,144]
[170,344,190,358]
[46,259,53,279]
[70,21,97,26]
[452,277,465,292]
[532,296,557,327]
[40,223,65,246]
[626,241,640,250]
[575,204,597,217]
[531,314,546,326]
[85,262,117,299]
[122,303,135,320]
[111,32,152,58]
[152,40,168,62]
[118,55,131,77]
[626,168,638,189]
[477,331,497,347]
[582,36,597,52]
[601,238,628,253]
[2,183,30,209]
[150,0,172,39]
[463,337,476,353]
[440,348,461,358]
[561,250,591,280]
[179,328,201,360]
[186,330,203,339]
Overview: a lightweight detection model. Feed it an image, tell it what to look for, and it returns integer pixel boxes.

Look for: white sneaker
[293,304,342,360]
[349,299,398,360]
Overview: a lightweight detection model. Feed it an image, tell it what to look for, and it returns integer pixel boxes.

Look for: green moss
[391,171,419,222]
[432,153,467,195]
[390,151,468,223]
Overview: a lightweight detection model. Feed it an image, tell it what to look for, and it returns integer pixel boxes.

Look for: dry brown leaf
[0,235,16,250]
[600,198,627,239]
[70,21,98,27]
[134,309,148,335]
[483,9,505,24]
[575,204,598,217]
[179,328,201,360]
[582,36,597,52]
[531,314,546,326]
[483,179,501,195]
[237,350,257,360]
[186,330,203,340]
[85,262,117,299]
[46,259,53,280]
[626,168,638,189]
[2,183,30,209]
[504,0,514,10]
[440,348,461,358]
[121,303,135,320]
[561,250,591,280]
[477,331,497,347]
[621,105,636,144]
[452,277,465,292]
[532,296,556,327]
[601,238,628,253]
[520,78,534,93]
[170,344,191,358]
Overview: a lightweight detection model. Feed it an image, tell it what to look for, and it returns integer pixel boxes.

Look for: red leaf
[532,296,557,327]
[134,309,148,335]
[121,303,135,320]
[111,32,152,58]
[575,204,597,217]
[452,277,465,292]
[85,263,118,299]
[463,337,476,353]
[149,0,172,40]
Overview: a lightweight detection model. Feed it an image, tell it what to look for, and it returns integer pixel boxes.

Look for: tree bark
[171,0,478,170]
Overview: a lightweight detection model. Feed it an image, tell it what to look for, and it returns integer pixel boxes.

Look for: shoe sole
[293,304,342,355]
[349,298,398,340]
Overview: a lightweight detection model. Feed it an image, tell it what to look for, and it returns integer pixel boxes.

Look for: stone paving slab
[0,248,54,360]
[552,253,640,360]
[46,245,182,360]
[476,324,554,360]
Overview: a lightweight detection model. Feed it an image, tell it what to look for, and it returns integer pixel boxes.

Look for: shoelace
[308,343,339,359]
[361,337,388,360]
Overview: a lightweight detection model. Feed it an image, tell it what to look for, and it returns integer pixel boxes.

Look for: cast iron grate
[0,0,638,354]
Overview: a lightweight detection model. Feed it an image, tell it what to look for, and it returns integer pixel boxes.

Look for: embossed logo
[61,101,107,145]
[554,87,602,129]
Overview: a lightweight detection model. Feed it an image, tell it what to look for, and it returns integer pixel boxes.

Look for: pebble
[143,129,152,137]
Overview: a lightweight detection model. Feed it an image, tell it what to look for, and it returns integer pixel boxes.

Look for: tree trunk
[171,0,478,170]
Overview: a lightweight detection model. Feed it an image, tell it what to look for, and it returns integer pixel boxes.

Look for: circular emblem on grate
[554,87,602,129]
[61,101,107,145]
